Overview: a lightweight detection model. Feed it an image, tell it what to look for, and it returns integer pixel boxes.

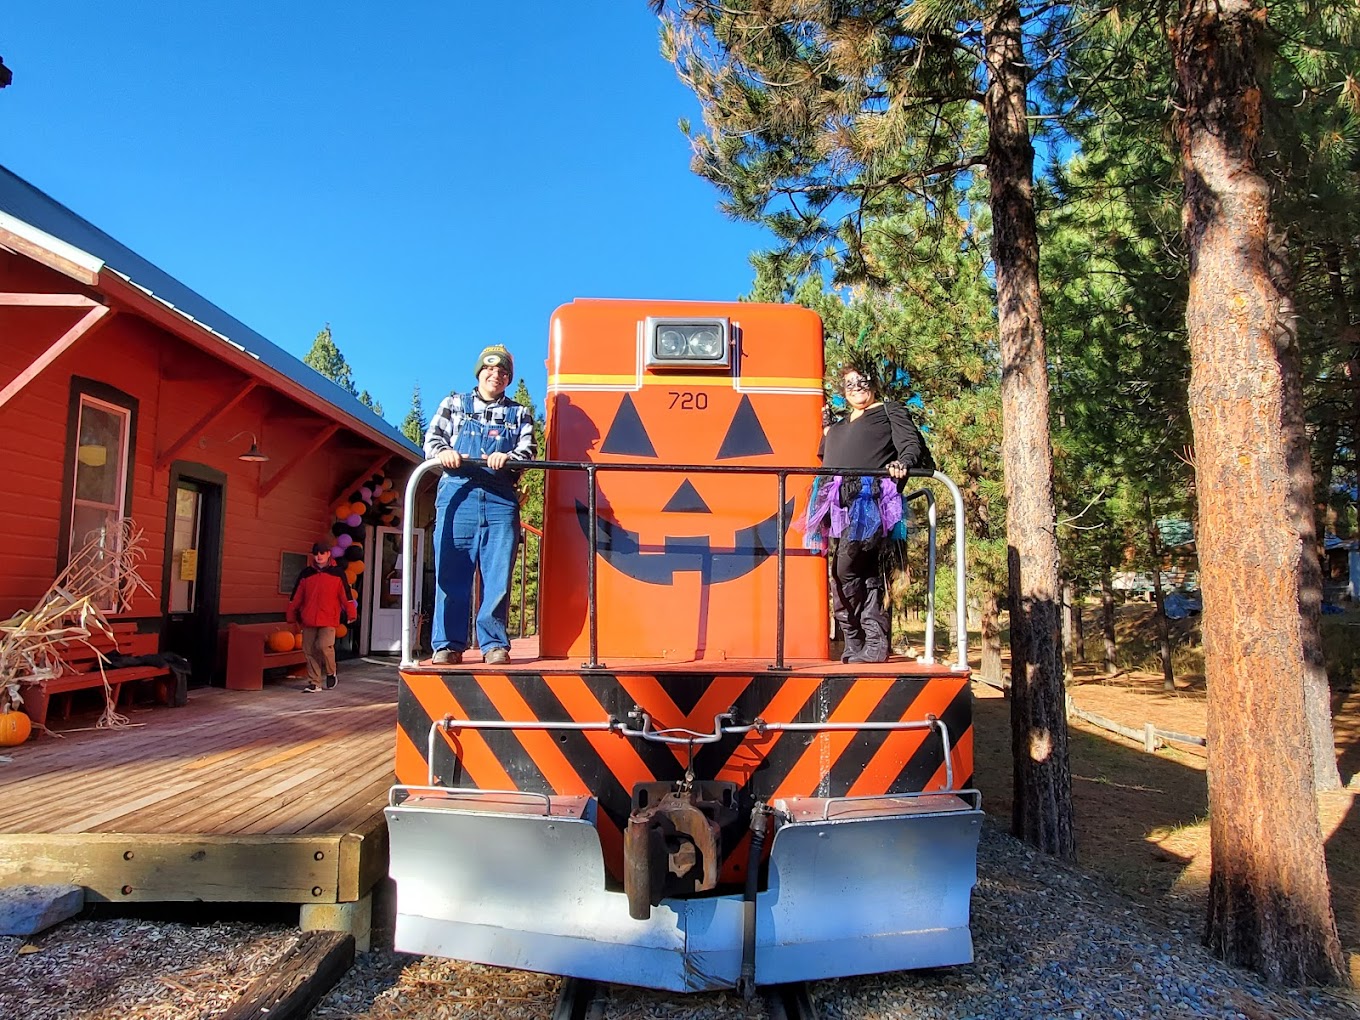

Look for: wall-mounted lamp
[230,430,270,463]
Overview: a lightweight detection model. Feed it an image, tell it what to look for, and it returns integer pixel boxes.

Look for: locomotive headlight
[686,328,723,359]
[658,329,689,358]
[644,317,732,370]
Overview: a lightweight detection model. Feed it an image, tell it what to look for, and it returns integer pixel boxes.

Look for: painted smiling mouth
[575,498,796,585]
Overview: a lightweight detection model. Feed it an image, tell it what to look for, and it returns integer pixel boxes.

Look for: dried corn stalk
[0,518,155,729]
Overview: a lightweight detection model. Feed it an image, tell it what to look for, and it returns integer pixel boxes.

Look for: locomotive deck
[0,659,396,913]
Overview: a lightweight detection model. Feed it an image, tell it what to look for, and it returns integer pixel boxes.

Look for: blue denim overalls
[432,394,524,654]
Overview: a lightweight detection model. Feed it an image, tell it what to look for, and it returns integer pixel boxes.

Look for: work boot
[483,647,510,665]
[431,649,463,665]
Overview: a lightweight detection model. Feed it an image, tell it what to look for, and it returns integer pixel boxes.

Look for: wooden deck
[0,658,400,905]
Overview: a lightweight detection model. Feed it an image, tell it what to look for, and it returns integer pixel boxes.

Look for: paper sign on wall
[180,549,198,581]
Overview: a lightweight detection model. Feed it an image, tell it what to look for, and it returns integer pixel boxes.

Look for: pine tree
[357,390,384,419]
[654,0,1075,860]
[1173,0,1346,985]
[508,379,545,637]
[400,384,427,447]
[303,324,358,397]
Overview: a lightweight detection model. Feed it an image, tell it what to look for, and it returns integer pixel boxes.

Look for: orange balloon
[334,505,350,520]
[350,561,366,576]
[351,501,368,517]
[335,623,348,638]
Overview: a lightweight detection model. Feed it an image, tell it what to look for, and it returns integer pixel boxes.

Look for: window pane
[169,486,200,613]
[71,502,118,563]
[75,402,126,505]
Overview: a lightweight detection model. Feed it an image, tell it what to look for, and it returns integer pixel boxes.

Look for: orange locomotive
[386,300,982,994]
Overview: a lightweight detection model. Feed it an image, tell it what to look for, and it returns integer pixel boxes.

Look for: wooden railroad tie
[218,929,355,1020]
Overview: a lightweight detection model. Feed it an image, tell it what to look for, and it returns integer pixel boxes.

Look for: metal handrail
[402,459,968,671]
[423,713,961,790]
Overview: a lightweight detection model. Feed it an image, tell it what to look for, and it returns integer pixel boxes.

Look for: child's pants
[302,626,337,683]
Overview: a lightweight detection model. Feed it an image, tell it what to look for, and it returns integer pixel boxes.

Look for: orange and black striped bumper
[396,667,973,880]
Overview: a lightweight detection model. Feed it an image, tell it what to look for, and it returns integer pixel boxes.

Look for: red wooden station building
[0,164,423,690]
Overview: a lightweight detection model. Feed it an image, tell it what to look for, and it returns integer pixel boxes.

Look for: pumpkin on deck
[267,630,295,653]
[0,709,33,746]
[293,632,304,650]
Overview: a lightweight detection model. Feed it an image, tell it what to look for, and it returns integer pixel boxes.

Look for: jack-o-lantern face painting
[575,394,795,585]
[539,300,829,661]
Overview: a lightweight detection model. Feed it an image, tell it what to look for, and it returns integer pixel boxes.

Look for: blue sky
[1,5,770,424]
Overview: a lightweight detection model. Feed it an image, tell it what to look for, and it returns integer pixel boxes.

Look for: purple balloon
[330,545,344,560]
[337,533,353,549]
[345,513,362,528]
[360,486,373,501]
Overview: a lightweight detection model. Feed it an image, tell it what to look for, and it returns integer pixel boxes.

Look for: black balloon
[344,545,364,562]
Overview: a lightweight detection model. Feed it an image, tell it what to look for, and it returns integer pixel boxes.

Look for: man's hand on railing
[437,450,462,469]
[486,452,511,470]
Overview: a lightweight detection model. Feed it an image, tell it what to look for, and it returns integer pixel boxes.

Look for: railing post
[583,464,603,669]
[772,471,789,672]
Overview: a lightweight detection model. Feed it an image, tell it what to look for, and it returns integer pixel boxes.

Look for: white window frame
[69,394,132,606]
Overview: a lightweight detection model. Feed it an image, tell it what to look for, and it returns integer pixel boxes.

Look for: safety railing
[402,459,967,672]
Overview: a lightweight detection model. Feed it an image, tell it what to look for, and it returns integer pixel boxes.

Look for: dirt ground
[968,656,1360,987]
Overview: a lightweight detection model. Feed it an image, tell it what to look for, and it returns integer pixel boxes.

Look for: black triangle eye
[662,479,711,513]
[600,394,658,457]
[715,395,773,459]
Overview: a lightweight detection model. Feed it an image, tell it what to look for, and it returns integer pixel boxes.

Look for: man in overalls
[423,345,536,665]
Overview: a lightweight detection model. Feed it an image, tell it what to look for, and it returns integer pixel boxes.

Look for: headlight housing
[644,317,731,370]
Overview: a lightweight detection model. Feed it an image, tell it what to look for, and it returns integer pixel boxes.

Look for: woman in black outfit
[810,366,933,663]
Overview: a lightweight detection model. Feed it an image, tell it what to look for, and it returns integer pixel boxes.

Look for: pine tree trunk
[985,0,1075,861]
[981,589,1004,685]
[1101,570,1117,676]
[1073,592,1085,663]
[1174,0,1347,984]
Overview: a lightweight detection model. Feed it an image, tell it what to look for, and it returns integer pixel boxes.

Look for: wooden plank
[0,227,100,284]
[0,303,112,410]
[0,292,102,306]
[0,716,291,828]
[337,808,390,904]
[53,780,202,833]
[0,735,343,835]
[218,930,354,1020]
[0,832,343,902]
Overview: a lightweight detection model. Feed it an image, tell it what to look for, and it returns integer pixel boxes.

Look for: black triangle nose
[662,479,711,513]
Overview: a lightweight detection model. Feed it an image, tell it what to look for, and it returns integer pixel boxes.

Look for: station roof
[0,163,421,459]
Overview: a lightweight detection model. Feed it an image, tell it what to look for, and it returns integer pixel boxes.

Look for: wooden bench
[22,621,172,729]
[225,621,306,691]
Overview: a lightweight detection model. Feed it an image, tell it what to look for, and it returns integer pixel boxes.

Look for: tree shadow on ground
[971,683,1360,984]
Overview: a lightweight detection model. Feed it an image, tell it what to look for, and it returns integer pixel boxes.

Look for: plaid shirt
[423,390,536,462]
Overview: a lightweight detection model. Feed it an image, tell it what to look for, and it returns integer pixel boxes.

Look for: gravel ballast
[2,822,1356,1019]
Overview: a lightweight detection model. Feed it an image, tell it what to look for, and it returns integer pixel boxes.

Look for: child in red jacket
[287,542,356,693]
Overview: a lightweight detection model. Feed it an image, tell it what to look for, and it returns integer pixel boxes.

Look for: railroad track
[550,977,819,1020]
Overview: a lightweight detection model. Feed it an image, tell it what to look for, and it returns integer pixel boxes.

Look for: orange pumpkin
[0,708,33,746]
[293,632,304,650]
[335,623,348,638]
[266,630,295,653]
